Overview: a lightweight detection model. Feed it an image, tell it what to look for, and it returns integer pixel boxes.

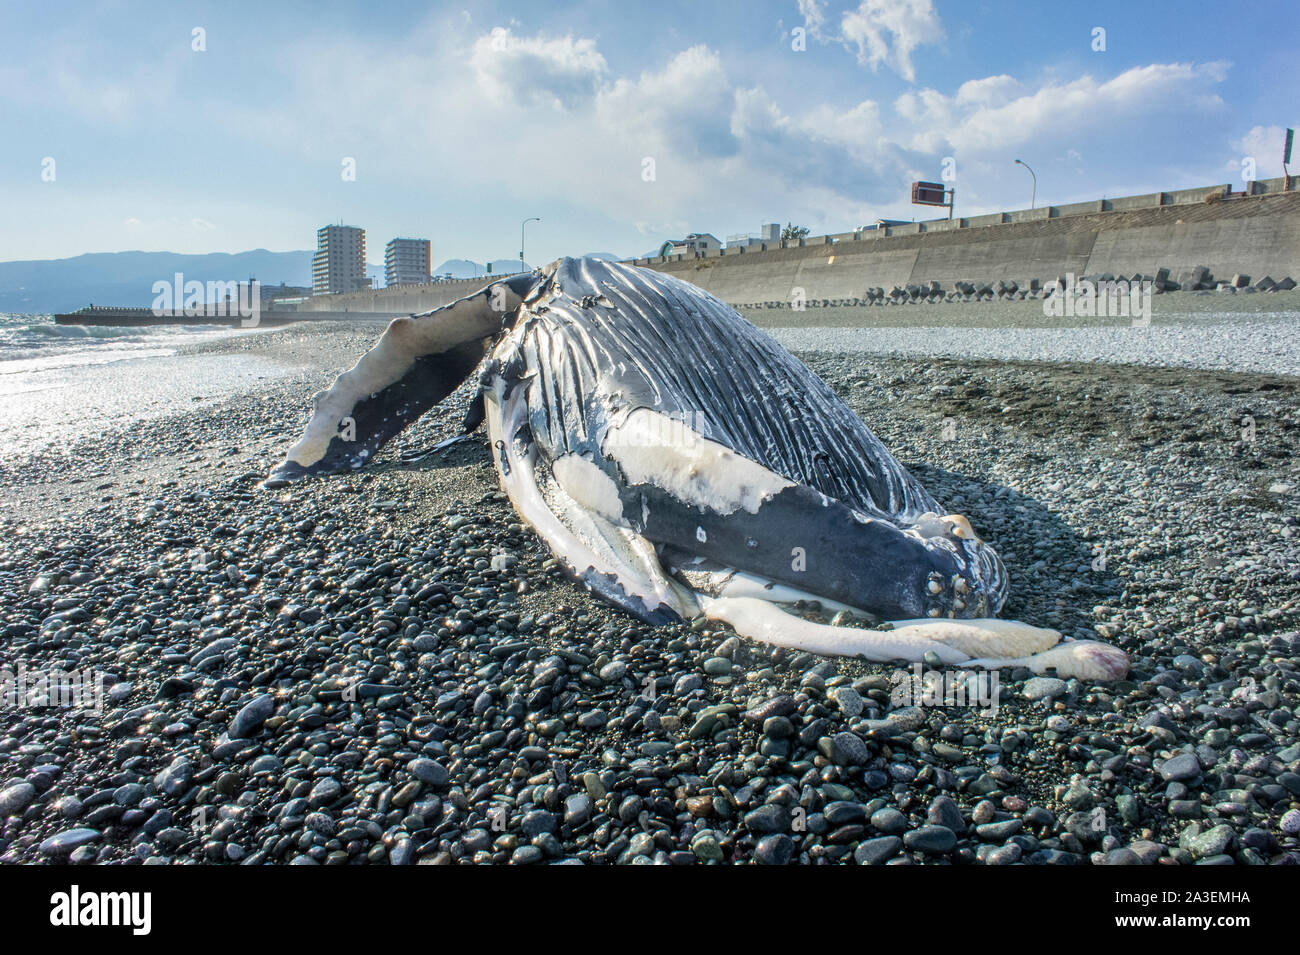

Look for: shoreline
[6,300,1299,463]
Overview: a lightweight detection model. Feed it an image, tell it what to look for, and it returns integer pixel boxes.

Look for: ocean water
[0,313,242,379]
[0,313,295,457]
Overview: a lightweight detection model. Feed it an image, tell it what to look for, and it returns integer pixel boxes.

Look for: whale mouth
[906,512,1007,619]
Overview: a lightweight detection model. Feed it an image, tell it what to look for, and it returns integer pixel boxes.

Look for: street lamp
[520,217,540,270]
[1014,159,1037,209]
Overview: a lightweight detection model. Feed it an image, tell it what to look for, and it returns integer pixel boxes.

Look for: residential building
[311,225,371,295]
[658,232,722,257]
[384,237,432,287]
[726,223,782,248]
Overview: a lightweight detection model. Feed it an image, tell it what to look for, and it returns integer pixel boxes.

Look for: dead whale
[269,257,1128,681]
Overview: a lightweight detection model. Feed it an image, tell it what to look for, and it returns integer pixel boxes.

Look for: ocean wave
[0,316,236,358]
[0,347,180,376]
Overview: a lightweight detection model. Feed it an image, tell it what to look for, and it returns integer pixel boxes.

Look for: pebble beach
[1,295,1298,866]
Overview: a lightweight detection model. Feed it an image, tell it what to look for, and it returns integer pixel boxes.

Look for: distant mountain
[0,248,636,314]
[0,249,318,314]
[431,259,532,280]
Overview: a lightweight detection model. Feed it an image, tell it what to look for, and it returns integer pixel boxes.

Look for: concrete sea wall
[645,186,1300,304]
[296,178,1300,313]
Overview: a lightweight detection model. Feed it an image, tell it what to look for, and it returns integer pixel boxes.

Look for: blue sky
[1,0,1295,266]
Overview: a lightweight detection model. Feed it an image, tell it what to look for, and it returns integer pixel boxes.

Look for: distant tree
[782,223,811,240]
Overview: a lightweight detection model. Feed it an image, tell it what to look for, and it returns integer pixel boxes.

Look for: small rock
[691,830,724,862]
[409,759,449,788]
[904,825,957,854]
[1159,753,1202,782]
[754,833,794,865]
[1186,824,1235,859]
[0,783,37,816]
[854,836,903,865]
[829,732,870,766]
[39,828,101,857]
[1023,677,1068,701]
[831,687,865,717]
[307,777,342,807]
[229,694,276,739]
[744,805,790,834]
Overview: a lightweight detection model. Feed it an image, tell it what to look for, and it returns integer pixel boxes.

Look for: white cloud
[798,0,829,40]
[245,20,1233,233]
[1230,124,1289,176]
[597,46,738,159]
[840,0,944,82]
[894,62,1229,155]
[471,27,608,110]
[953,74,1022,108]
[31,14,1237,253]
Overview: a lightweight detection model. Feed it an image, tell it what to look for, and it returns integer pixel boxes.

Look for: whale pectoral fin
[889,621,1133,680]
[267,276,532,483]
[961,640,1130,682]
[882,617,1062,658]
[702,601,1130,681]
[885,618,1129,681]
[702,597,969,664]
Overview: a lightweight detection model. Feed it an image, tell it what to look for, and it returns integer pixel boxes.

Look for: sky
[0,0,1296,267]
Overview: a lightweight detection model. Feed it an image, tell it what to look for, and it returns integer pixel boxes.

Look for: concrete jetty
[53,305,404,327]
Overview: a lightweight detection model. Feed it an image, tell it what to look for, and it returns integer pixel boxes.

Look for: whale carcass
[269,257,1128,681]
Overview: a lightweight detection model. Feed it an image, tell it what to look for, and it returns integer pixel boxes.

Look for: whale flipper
[268,273,534,483]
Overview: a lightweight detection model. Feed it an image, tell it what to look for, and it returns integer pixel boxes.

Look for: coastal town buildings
[312,225,371,295]
[384,238,432,287]
[725,223,781,249]
[659,232,722,257]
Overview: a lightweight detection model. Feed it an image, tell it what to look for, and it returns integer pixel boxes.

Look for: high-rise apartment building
[384,238,432,287]
[312,225,370,295]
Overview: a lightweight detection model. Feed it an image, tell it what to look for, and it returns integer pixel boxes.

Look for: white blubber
[603,408,794,515]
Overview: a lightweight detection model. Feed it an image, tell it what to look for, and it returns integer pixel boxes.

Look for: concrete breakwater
[292,178,1300,315]
[52,306,405,327]
[736,269,1297,312]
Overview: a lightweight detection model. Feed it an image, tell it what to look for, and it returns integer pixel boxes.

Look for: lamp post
[520,217,540,271]
[1014,159,1037,209]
